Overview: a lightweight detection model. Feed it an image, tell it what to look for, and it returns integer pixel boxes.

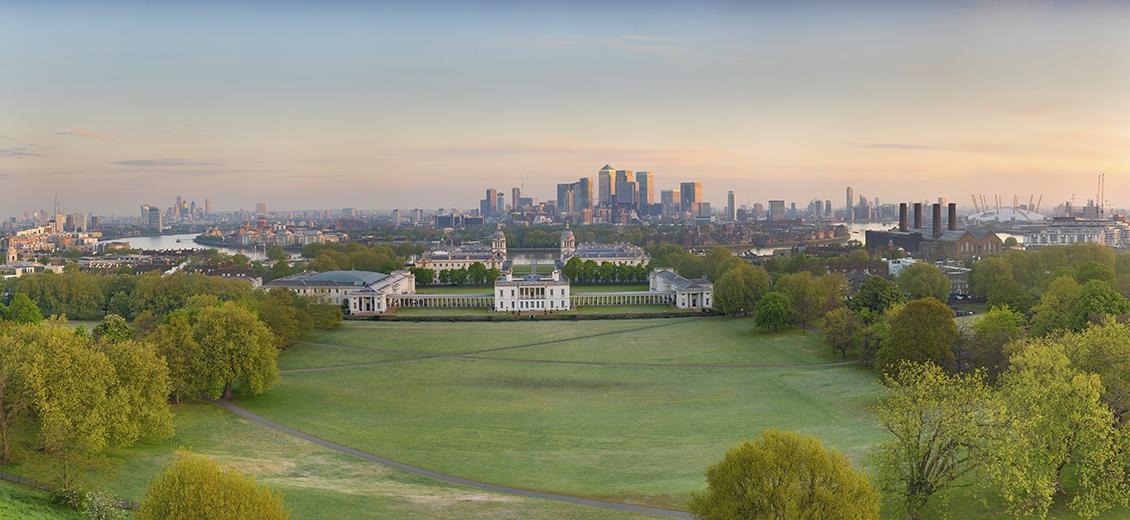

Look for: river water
[100,233,266,260]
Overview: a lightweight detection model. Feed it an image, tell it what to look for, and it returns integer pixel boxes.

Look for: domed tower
[560,225,576,258]
[490,224,507,257]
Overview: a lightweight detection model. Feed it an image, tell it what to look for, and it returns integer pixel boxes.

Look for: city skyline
[2,1,1127,215]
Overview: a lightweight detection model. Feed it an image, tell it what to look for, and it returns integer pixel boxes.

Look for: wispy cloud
[57,127,111,140]
[0,147,42,157]
[113,158,220,167]
[526,35,685,56]
[846,142,944,151]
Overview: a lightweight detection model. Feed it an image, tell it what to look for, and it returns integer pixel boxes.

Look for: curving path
[456,356,857,370]
[283,320,691,374]
[285,320,857,374]
[216,400,691,519]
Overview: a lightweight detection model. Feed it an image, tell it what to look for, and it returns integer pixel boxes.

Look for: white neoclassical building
[649,268,713,310]
[494,268,571,312]
[262,270,416,316]
[559,227,648,266]
[413,226,508,282]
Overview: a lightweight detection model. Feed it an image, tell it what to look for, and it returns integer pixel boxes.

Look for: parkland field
[10,317,1124,519]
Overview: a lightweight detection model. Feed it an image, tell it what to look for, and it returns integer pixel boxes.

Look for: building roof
[566,243,647,260]
[967,208,1048,223]
[421,250,500,261]
[266,270,387,287]
[927,230,1000,242]
[652,268,712,291]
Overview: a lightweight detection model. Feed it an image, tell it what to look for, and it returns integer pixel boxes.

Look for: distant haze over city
[2,1,1127,216]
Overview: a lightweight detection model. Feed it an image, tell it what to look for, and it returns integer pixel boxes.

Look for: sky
[1,0,1128,216]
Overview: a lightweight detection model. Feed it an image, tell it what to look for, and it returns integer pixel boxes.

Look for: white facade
[262,270,416,316]
[494,270,571,312]
[1025,218,1110,248]
[886,257,918,277]
[648,268,713,310]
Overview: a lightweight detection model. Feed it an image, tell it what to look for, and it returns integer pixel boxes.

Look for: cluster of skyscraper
[475,165,715,224]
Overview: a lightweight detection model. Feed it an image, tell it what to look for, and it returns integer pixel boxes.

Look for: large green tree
[713,264,770,315]
[191,303,279,399]
[850,276,904,315]
[875,299,958,373]
[774,271,824,327]
[990,339,1124,518]
[93,314,132,342]
[874,362,1001,520]
[755,292,793,331]
[151,315,206,403]
[897,262,950,301]
[139,450,287,520]
[0,334,32,462]
[968,306,1024,380]
[1029,276,1082,337]
[6,293,43,324]
[688,430,879,520]
[1064,320,1130,423]
[1071,279,1130,330]
[823,307,862,359]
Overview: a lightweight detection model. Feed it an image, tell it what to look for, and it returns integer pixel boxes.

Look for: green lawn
[2,404,647,520]
[560,304,687,315]
[240,318,884,511]
[8,317,1124,519]
[0,479,76,519]
[241,318,1129,519]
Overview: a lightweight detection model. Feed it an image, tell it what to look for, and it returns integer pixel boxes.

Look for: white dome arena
[967,208,1048,223]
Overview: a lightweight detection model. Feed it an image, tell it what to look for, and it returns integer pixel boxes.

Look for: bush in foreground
[688,430,879,520]
[139,450,287,520]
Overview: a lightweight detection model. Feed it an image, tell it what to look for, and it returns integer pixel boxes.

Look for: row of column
[389,295,493,308]
[569,292,672,306]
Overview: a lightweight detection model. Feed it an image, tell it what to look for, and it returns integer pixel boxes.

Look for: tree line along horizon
[3,241,1130,518]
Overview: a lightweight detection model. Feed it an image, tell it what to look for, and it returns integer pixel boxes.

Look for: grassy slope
[241,318,884,510]
[245,318,1130,519]
[4,404,647,520]
[0,480,77,519]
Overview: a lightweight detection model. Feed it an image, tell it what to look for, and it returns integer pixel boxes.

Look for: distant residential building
[636,171,654,208]
[598,165,615,205]
[142,205,162,233]
[679,182,702,214]
[660,190,677,218]
[727,191,736,221]
[1025,217,1110,248]
[768,200,787,222]
[886,257,917,277]
[615,170,636,206]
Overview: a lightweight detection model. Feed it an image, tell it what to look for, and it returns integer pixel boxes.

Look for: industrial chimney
[947,203,957,231]
[913,203,923,230]
[932,203,942,239]
[898,203,908,232]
